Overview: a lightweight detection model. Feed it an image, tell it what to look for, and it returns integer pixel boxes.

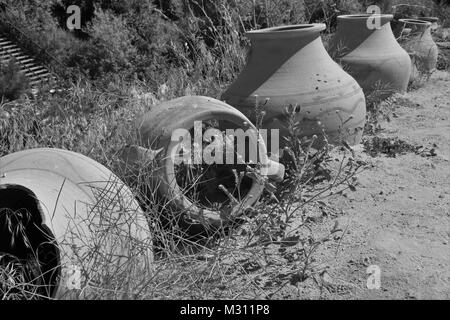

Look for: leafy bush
[64,9,137,80]
[433,0,450,27]
[0,59,29,101]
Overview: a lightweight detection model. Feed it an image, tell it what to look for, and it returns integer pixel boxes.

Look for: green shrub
[64,8,137,80]
[0,59,29,101]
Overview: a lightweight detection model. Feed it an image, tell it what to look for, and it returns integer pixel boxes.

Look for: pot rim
[337,13,393,20]
[399,18,432,26]
[417,16,439,22]
[246,23,326,39]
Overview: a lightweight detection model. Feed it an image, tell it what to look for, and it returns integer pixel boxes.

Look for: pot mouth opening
[399,18,432,26]
[0,185,61,299]
[338,13,393,20]
[168,118,261,213]
[246,23,326,38]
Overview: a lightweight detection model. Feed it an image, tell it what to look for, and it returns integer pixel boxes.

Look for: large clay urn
[0,148,152,299]
[399,19,438,75]
[330,14,411,98]
[221,24,366,147]
[120,96,284,236]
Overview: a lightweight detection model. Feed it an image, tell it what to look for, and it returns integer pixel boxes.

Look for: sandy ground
[319,70,450,299]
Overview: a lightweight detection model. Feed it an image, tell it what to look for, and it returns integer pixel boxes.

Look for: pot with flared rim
[222,23,367,148]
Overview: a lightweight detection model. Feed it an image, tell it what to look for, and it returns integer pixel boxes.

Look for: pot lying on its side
[0,148,152,299]
[399,19,438,76]
[330,14,412,99]
[120,96,284,236]
[222,23,366,147]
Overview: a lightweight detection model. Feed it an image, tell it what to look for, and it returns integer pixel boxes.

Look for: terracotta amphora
[0,148,152,299]
[120,96,284,236]
[399,19,438,75]
[330,14,412,98]
[222,24,366,147]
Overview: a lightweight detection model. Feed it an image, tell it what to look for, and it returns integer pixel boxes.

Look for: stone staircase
[0,34,55,87]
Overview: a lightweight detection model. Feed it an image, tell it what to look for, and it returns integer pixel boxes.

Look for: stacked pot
[329,14,412,99]
[398,19,439,81]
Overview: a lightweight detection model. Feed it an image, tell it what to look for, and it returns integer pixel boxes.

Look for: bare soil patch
[315,71,450,299]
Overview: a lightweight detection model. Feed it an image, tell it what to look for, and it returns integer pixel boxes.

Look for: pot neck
[246,24,327,58]
[246,23,325,42]
[337,14,393,30]
[247,28,328,63]
[334,14,397,53]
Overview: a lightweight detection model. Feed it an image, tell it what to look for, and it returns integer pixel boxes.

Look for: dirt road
[323,71,450,299]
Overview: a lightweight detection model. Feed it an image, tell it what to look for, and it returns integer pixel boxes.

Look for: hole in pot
[0,186,61,299]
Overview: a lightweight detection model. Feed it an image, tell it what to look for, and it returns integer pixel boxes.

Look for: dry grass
[0,81,367,299]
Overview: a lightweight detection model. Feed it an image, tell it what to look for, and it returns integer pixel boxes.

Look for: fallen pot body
[222,23,366,147]
[399,19,438,75]
[0,148,152,299]
[330,14,411,99]
[120,96,284,235]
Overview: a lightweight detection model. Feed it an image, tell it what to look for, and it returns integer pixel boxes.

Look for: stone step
[0,51,21,57]
[21,62,37,68]
[16,56,32,62]
[0,33,56,87]
[2,49,21,56]
[1,44,18,51]
[28,74,51,82]
[25,68,49,76]
[26,65,44,72]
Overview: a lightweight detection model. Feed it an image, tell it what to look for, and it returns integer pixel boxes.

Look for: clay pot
[120,96,284,234]
[330,14,411,98]
[399,19,438,75]
[408,53,420,83]
[0,148,152,299]
[418,17,439,32]
[221,24,366,147]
